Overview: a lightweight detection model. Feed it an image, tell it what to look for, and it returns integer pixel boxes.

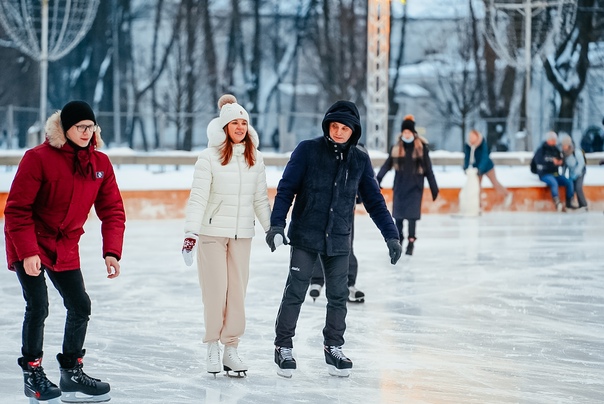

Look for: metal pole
[39,0,49,145]
[524,0,532,151]
[7,104,14,149]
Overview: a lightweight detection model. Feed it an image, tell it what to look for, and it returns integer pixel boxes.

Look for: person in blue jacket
[463,129,512,207]
[560,134,588,211]
[265,100,402,378]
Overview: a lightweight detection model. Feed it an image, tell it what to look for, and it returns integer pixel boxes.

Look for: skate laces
[226,346,243,364]
[208,343,220,363]
[327,346,348,360]
[279,347,294,361]
[72,364,99,387]
[30,365,55,390]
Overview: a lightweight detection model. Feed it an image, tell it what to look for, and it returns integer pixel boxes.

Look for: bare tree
[306,0,367,104]
[388,0,408,148]
[470,0,516,150]
[544,0,604,134]
[425,15,482,150]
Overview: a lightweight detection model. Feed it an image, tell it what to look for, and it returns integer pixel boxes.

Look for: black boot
[405,238,415,256]
[18,356,61,402]
[566,198,578,210]
[57,352,111,402]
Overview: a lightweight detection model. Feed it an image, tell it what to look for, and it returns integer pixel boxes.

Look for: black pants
[275,247,349,348]
[310,223,357,287]
[310,253,358,287]
[395,218,416,240]
[15,262,91,360]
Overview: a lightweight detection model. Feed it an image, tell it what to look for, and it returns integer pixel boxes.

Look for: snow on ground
[1,212,603,403]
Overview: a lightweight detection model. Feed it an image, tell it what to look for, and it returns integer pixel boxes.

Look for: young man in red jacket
[4,101,126,403]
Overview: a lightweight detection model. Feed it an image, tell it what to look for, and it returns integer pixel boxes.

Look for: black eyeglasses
[74,124,98,133]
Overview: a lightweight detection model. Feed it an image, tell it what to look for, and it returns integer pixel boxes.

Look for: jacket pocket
[208,200,223,224]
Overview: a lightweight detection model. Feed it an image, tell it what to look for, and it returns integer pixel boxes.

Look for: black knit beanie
[60,101,96,132]
[401,115,416,133]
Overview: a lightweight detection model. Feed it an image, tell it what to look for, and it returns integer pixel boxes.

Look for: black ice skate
[309,284,322,302]
[57,353,110,403]
[274,346,296,378]
[347,286,365,303]
[18,357,62,404]
[323,345,352,377]
[405,239,415,256]
[222,346,247,378]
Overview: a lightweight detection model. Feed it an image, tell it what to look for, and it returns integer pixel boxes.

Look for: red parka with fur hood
[4,111,126,272]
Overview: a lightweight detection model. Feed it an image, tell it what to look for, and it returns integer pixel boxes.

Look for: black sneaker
[323,345,352,377]
[274,346,296,378]
[18,357,61,402]
[58,354,110,402]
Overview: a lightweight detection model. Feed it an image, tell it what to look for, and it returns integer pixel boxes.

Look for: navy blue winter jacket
[533,142,563,176]
[270,101,398,256]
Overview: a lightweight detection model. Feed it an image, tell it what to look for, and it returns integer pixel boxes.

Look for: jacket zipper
[234,154,242,239]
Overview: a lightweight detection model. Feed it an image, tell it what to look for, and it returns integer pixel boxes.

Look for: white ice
[1,212,604,403]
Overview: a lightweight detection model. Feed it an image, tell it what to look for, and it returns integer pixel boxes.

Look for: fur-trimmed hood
[206,117,259,148]
[45,110,104,149]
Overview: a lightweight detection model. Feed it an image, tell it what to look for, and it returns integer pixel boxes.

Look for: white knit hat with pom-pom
[218,94,249,128]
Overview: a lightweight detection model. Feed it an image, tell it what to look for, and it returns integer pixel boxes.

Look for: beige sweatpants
[196,235,252,347]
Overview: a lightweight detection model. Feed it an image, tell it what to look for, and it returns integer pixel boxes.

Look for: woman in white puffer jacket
[182,94,271,377]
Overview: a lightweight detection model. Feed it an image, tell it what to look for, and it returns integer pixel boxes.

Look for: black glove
[386,239,402,265]
[266,226,288,252]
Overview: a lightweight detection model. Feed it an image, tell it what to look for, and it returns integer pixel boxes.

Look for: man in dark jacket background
[532,131,574,211]
[265,100,401,378]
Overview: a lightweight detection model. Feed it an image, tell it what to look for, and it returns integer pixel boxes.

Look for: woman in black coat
[376,115,439,255]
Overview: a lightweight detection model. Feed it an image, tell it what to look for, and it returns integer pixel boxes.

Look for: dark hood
[321,101,362,146]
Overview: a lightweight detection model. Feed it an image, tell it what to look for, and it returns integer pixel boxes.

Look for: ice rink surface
[1,212,603,404]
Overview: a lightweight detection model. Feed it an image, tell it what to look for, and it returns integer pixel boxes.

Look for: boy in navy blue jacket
[265,101,401,378]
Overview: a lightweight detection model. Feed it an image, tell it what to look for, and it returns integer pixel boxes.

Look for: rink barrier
[2,186,601,220]
[1,152,604,167]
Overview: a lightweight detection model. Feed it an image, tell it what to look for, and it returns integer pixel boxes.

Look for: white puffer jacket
[184,118,271,238]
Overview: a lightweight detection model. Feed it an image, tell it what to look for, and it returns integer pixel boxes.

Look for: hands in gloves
[266,226,288,252]
[386,238,402,265]
[182,233,198,266]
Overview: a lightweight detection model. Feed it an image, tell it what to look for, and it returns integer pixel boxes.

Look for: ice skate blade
[29,398,62,404]
[276,368,293,378]
[224,369,247,378]
[327,365,351,378]
[347,298,365,303]
[60,391,111,403]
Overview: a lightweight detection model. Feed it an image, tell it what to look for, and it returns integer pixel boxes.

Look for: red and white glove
[182,233,198,266]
